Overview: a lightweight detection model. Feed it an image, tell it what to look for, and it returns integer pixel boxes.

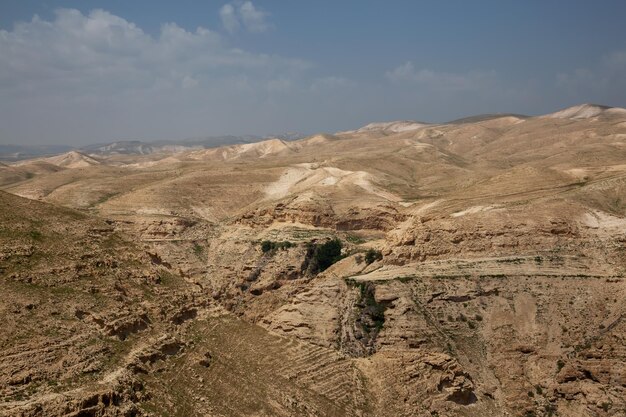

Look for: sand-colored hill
[2,104,626,416]
[544,103,615,120]
[343,120,429,134]
[187,138,294,162]
[0,161,65,188]
[297,133,340,146]
[0,163,30,187]
[42,150,102,168]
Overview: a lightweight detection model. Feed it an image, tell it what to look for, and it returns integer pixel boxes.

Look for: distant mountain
[0,144,74,161]
[447,113,529,124]
[43,151,102,168]
[543,103,616,120]
[342,120,429,134]
[1,133,308,160]
[81,137,260,156]
[80,140,158,155]
[82,134,307,156]
[267,132,308,141]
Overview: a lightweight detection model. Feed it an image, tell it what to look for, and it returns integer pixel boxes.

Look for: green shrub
[261,240,295,253]
[29,230,43,241]
[351,281,387,332]
[364,248,383,265]
[261,240,274,253]
[301,238,343,275]
[315,239,342,271]
[277,241,295,250]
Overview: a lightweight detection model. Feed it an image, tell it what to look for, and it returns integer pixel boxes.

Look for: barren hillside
[1,104,626,417]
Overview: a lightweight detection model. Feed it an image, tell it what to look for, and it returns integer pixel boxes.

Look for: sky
[1,1,626,146]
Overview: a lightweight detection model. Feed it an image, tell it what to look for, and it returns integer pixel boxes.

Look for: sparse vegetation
[348,280,388,339]
[364,248,383,265]
[261,240,295,253]
[345,234,365,244]
[29,230,43,241]
[544,403,557,416]
[301,238,343,275]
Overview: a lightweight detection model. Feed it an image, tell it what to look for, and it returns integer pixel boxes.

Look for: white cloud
[0,8,305,96]
[182,75,199,89]
[0,8,316,143]
[219,4,240,33]
[219,1,271,34]
[3,8,573,146]
[385,61,498,92]
[556,49,626,104]
[239,1,271,33]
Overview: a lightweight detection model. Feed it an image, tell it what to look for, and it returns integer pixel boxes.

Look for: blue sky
[1,1,626,145]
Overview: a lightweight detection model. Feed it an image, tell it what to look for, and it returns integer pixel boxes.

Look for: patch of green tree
[301,238,343,275]
[364,248,382,264]
[260,240,295,253]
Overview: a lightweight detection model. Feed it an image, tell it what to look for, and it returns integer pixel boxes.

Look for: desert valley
[0,103,625,416]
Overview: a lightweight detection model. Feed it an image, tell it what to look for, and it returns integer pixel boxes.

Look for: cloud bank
[557,50,626,104]
[220,1,271,34]
[0,5,624,145]
[0,8,314,144]
[386,62,498,92]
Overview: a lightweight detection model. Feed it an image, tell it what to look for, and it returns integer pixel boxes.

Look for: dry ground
[1,104,626,416]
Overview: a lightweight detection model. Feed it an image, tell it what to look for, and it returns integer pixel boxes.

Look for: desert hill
[545,103,614,120]
[42,150,102,169]
[447,113,529,124]
[342,120,429,135]
[1,103,626,416]
[0,161,65,188]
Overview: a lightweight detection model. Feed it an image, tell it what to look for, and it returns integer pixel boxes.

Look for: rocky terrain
[1,103,625,416]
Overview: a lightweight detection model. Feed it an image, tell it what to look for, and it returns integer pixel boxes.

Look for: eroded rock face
[237,199,405,232]
[0,192,216,417]
[386,207,586,263]
[259,263,625,416]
